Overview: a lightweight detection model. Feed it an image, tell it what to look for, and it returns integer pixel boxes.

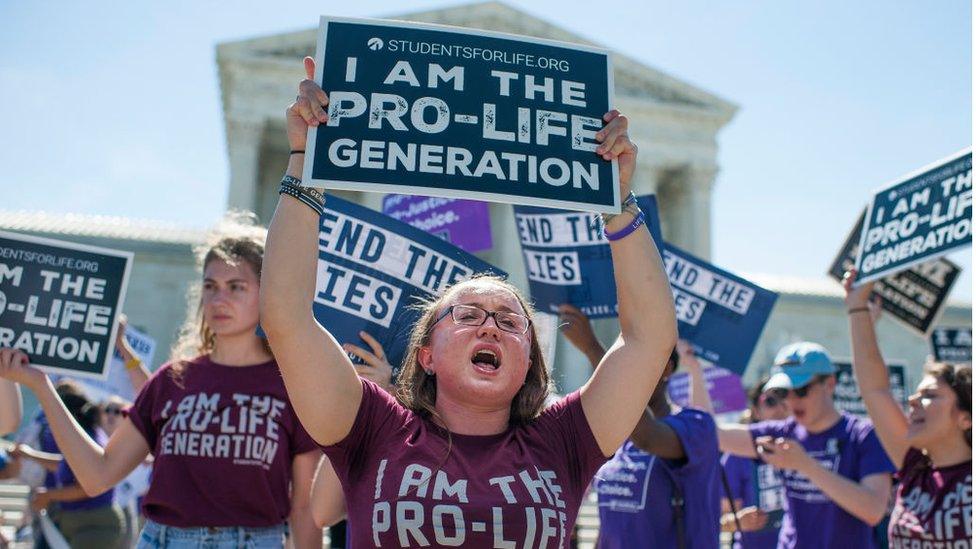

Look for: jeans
[136,519,286,549]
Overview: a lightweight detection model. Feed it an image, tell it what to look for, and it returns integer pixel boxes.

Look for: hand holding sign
[0,348,45,391]
[843,268,883,325]
[343,331,394,393]
[595,110,636,200]
[288,57,330,149]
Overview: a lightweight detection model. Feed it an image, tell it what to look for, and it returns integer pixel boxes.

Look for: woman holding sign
[843,269,972,548]
[0,214,323,548]
[260,56,677,547]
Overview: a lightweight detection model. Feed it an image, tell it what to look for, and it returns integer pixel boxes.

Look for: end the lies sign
[308,195,505,375]
[0,231,132,379]
[304,17,619,213]
[856,149,972,283]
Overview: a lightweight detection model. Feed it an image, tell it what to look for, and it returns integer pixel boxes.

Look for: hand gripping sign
[277,195,505,376]
[303,17,619,213]
[0,231,132,379]
[829,209,960,336]
[512,195,662,318]
[856,149,972,283]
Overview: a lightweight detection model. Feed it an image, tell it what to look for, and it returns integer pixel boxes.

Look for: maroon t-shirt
[889,447,972,548]
[323,379,607,548]
[128,355,319,527]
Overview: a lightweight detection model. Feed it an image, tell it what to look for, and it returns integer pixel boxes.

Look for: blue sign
[856,149,972,283]
[512,195,662,318]
[662,244,778,375]
[304,17,619,213]
[0,231,132,379]
[309,195,505,374]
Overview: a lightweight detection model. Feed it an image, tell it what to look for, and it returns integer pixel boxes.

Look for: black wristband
[278,176,325,216]
[290,150,305,155]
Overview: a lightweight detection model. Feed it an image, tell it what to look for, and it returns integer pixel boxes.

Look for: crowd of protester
[0,56,968,549]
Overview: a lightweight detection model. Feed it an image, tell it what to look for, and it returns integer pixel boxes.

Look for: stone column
[682,164,717,259]
[225,117,265,212]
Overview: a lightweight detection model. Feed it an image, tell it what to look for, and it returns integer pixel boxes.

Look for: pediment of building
[217,1,736,122]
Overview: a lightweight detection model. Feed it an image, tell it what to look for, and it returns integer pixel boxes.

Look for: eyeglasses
[434,304,532,335]
[103,407,123,416]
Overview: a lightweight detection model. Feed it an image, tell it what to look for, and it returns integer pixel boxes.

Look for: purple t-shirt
[322,379,607,548]
[57,429,114,511]
[888,447,972,547]
[749,413,895,549]
[128,356,319,527]
[722,453,784,549]
[595,408,721,549]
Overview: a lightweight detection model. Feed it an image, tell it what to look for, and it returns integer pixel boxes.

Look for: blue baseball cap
[764,342,836,391]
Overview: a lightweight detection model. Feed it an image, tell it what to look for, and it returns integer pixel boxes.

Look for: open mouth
[471,348,501,372]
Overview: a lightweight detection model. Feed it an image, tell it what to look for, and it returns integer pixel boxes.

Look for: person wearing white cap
[715,342,895,549]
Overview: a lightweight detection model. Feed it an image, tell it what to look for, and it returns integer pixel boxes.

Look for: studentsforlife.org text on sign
[0,231,132,379]
[304,17,619,213]
[856,149,971,283]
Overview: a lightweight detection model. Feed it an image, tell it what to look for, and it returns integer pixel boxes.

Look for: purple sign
[382,194,493,253]
[667,366,748,414]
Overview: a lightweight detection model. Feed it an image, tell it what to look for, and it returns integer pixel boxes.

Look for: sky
[0,1,971,301]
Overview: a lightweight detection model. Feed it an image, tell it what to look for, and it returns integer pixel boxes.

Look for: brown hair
[168,211,269,380]
[395,275,552,427]
[55,381,101,434]
[924,361,972,447]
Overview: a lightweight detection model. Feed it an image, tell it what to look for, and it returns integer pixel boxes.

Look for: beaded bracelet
[279,176,325,216]
[605,210,646,241]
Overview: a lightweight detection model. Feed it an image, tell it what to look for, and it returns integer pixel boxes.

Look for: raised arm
[579,113,679,456]
[679,340,714,414]
[0,377,21,435]
[843,269,909,467]
[259,57,364,446]
[0,349,150,496]
[629,409,684,459]
[560,304,684,458]
[115,316,151,393]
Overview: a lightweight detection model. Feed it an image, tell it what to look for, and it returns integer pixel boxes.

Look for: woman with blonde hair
[0,213,322,548]
[260,57,678,547]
